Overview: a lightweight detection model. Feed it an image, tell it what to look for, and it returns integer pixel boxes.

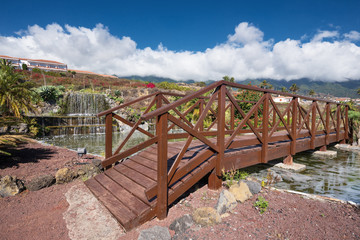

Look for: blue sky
[1,0,360,81]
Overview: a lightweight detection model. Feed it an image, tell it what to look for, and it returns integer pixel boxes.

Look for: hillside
[121,75,360,98]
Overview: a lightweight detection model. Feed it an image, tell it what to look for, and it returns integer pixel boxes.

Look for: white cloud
[0,22,360,82]
[344,30,360,41]
[311,30,339,42]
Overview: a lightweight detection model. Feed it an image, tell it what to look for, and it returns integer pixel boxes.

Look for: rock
[56,168,76,184]
[229,181,253,203]
[77,163,102,180]
[192,207,221,226]
[26,174,55,191]
[138,226,171,240]
[215,189,237,215]
[0,175,25,197]
[92,159,103,169]
[279,171,312,183]
[313,150,337,158]
[169,214,193,234]
[244,180,262,195]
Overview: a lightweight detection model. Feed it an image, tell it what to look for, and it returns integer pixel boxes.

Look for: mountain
[119,75,360,98]
[237,78,360,98]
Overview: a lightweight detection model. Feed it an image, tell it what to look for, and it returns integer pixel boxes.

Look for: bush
[157,81,191,91]
[37,85,64,104]
[22,64,28,71]
[32,68,42,73]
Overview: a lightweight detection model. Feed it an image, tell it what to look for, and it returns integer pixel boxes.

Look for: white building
[0,55,67,71]
[273,95,292,103]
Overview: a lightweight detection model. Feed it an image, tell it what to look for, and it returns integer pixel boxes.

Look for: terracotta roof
[29,59,65,65]
[0,55,65,65]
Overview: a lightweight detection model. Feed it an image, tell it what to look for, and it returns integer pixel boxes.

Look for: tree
[223,76,235,83]
[357,88,360,95]
[289,83,300,94]
[259,80,273,89]
[21,63,28,71]
[0,59,37,118]
[309,89,315,96]
[280,86,288,93]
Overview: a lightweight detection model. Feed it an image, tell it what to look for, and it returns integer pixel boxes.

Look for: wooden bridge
[85,80,349,231]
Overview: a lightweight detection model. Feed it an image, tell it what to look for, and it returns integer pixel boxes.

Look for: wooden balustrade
[97,80,349,220]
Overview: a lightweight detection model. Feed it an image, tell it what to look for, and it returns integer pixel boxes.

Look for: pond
[40,133,360,204]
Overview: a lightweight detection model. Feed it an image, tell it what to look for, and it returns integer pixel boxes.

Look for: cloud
[311,30,339,42]
[0,22,360,82]
[344,30,360,41]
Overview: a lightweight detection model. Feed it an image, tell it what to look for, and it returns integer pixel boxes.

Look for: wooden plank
[130,155,157,170]
[114,164,156,189]
[169,158,216,204]
[122,159,157,181]
[105,168,149,204]
[85,178,136,229]
[94,174,149,215]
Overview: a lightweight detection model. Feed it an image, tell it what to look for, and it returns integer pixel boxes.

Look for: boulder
[215,189,237,215]
[0,175,25,197]
[192,207,221,226]
[26,174,55,191]
[169,214,193,234]
[56,168,76,184]
[138,226,171,240]
[229,181,253,203]
[77,163,102,180]
[244,180,262,195]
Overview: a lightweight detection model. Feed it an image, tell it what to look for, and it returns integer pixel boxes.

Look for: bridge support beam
[208,170,222,190]
[283,155,293,165]
[156,112,168,220]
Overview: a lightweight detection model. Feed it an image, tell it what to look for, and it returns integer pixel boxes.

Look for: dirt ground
[1,138,359,240]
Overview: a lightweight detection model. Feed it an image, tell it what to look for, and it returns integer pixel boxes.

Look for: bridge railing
[99,80,349,220]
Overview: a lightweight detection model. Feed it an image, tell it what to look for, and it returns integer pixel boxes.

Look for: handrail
[142,80,344,121]
[98,91,186,117]
[98,78,350,222]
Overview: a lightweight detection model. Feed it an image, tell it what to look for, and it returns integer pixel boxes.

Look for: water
[41,130,360,203]
[244,146,360,204]
[40,131,149,157]
[62,93,109,115]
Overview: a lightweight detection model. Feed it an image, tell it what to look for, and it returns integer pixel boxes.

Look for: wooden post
[272,107,276,127]
[336,104,340,142]
[345,105,349,141]
[325,103,330,145]
[199,99,204,132]
[310,101,316,149]
[156,112,168,219]
[254,109,258,129]
[290,97,298,155]
[105,113,113,169]
[230,103,235,130]
[209,85,224,190]
[261,93,269,163]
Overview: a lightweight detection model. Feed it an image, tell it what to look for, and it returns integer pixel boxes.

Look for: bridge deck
[85,129,344,231]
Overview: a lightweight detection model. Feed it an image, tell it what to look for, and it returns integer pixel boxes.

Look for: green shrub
[32,68,42,73]
[37,85,64,104]
[22,64,28,70]
[254,196,269,214]
[157,81,191,92]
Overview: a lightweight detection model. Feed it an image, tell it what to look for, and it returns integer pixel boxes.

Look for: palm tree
[222,75,235,83]
[0,59,37,118]
[289,83,300,94]
[259,80,273,89]
[280,86,288,93]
